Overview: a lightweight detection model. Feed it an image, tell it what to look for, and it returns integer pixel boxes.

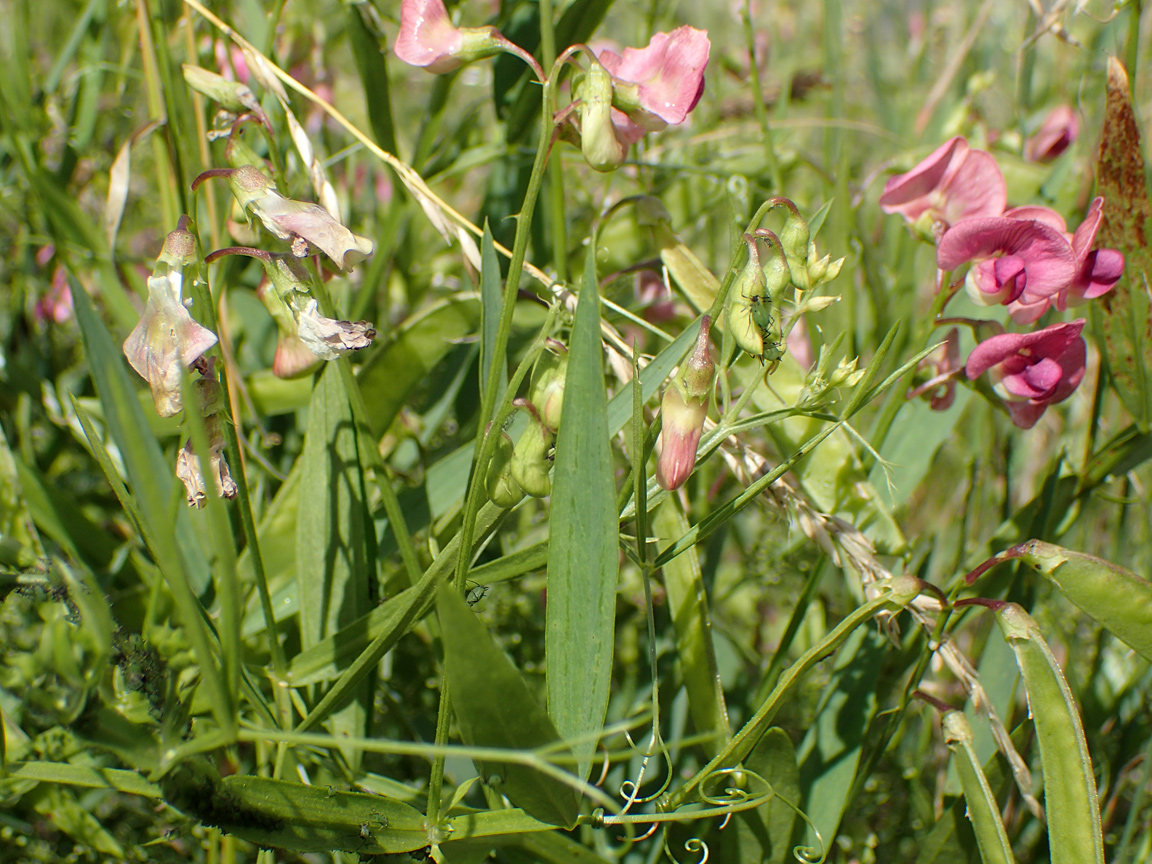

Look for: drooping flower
[965,320,1086,428]
[1025,105,1079,162]
[219,166,374,270]
[598,26,711,134]
[394,0,505,74]
[123,224,217,417]
[937,215,1077,318]
[176,362,238,508]
[656,316,715,490]
[880,137,1007,233]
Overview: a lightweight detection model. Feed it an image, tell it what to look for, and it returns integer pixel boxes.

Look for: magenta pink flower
[965,320,1086,428]
[394,0,503,74]
[1060,197,1124,309]
[598,26,710,133]
[1025,105,1079,162]
[880,137,1007,230]
[937,215,1077,317]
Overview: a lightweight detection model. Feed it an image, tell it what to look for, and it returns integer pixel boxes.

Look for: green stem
[751,556,828,705]
[741,1,782,192]
[539,0,567,282]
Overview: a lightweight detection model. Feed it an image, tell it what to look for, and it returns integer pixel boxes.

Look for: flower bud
[511,419,553,498]
[484,430,523,508]
[530,341,569,431]
[679,316,715,403]
[638,197,719,312]
[578,61,627,173]
[767,197,811,274]
[182,65,260,113]
[655,385,707,491]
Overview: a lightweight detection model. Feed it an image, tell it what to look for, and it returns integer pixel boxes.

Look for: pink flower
[394,0,503,74]
[880,137,1007,230]
[937,215,1077,319]
[1025,106,1079,162]
[598,26,710,133]
[1059,197,1123,310]
[965,320,1086,428]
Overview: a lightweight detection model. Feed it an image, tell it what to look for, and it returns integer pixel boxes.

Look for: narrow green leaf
[654,497,730,758]
[796,627,886,858]
[546,245,619,781]
[437,582,580,828]
[479,221,507,401]
[346,4,397,155]
[1095,58,1152,431]
[296,364,374,765]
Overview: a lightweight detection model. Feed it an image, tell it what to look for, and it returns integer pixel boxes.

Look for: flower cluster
[883,135,1122,428]
[392,0,709,172]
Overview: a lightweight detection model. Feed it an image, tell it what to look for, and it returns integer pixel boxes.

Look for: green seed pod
[966,540,1152,661]
[485,431,524,508]
[511,419,553,498]
[942,711,1016,864]
[957,600,1105,864]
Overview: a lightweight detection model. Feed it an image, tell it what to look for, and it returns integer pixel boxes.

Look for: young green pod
[967,540,1152,661]
[956,600,1104,864]
[941,710,1016,864]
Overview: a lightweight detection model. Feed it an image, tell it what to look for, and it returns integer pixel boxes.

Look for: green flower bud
[182,65,260,114]
[729,234,766,358]
[511,418,553,498]
[530,341,569,431]
[767,197,811,273]
[484,430,523,509]
[578,61,627,173]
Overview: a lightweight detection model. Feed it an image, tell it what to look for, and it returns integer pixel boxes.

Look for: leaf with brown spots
[1095,57,1152,431]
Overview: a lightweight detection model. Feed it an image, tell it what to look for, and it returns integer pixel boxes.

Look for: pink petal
[1004,205,1067,234]
[394,0,463,70]
[939,150,1007,223]
[879,137,969,219]
[1004,356,1062,398]
[1005,400,1047,428]
[1069,197,1104,261]
[601,27,711,126]
[937,216,1077,296]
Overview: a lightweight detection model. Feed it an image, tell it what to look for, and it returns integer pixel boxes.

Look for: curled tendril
[617,729,674,813]
[664,834,709,864]
[698,766,773,808]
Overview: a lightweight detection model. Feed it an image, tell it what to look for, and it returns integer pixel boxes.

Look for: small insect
[465,581,489,607]
[748,294,785,368]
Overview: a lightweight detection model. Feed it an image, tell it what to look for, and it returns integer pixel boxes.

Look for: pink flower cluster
[882,135,1123,428]
[392,0,709,170]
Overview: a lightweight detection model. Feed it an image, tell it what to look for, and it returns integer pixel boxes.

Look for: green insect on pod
[485,430,524,508]
[511,416,553,498]
[729,233,766,358]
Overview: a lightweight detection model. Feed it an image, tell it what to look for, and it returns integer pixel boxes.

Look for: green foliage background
[1,0,1150,862]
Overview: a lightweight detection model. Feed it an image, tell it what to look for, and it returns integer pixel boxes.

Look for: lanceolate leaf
[296,364,374,764]
[546,245,618,781]
[437,583,580,828]
[1094,57,1152,431]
